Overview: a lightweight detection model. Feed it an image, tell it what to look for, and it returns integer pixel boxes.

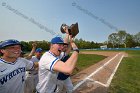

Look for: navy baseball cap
[0,39,22,49]
[51,37,68,45]
[35,48,43,52]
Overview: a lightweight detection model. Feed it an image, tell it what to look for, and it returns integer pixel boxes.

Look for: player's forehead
[53,43,64,47]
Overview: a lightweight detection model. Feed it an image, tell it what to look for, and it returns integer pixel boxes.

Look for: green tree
[125,34,135,48]
[108,33,119,48]
[118,30,127,48]
[133,32,140,46]
[20,41,30,51]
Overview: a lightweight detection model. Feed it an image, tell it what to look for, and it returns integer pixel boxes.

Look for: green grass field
[108,50,140,93]
[1,50,139,92]
[72,53,107,75]
[74,50,140,93]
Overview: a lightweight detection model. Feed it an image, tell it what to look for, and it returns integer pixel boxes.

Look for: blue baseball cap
[51,37,68,45]
[0,39,22,49]
[35,48,43,52]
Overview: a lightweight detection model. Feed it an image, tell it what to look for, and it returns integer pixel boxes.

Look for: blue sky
[0,0,140,43]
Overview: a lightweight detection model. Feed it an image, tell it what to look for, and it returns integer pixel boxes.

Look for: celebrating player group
[0,23,79,93]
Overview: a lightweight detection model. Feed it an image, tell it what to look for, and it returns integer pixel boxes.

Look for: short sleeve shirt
[36,51,60,93]
[0,58,34,93]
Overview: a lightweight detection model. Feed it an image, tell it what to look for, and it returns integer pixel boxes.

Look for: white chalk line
[73,53,124,90]
[87,78,106,87]
[106,54,124,87]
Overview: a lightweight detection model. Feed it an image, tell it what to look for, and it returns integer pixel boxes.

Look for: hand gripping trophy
[60,22,79,37]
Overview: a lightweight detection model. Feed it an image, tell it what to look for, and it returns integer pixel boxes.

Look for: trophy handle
[60,24,67,33]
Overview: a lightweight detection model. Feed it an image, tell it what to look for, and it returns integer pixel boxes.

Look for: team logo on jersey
[0,67,26,85]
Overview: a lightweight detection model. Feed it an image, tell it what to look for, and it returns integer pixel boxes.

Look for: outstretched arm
[25,43,37,60]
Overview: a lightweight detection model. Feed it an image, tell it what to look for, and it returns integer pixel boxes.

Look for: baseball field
[71,50,140,93]
[2,50,139,93]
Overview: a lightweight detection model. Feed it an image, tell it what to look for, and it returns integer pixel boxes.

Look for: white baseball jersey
[30,56,39,63]
[27,56,39,75]
[0,57,34,93]
[36,51,64,93]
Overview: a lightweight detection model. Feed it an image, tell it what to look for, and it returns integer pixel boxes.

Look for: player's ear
[0,49,5,54]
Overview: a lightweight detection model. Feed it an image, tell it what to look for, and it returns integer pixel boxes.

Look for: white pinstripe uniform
[0,57,34,93]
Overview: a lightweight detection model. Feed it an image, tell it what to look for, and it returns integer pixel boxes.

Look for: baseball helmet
[51,36,68,45]
[0,39,22,49]
[35,48,43,52]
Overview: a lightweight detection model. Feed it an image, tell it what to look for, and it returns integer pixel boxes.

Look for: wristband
[73,48,79,53]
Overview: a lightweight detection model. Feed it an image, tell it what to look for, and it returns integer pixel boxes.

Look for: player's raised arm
[53,36,79,75]
[25,42,37,60]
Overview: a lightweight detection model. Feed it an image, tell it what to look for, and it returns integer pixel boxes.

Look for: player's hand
[32,43,37,48]
[70,36,79,50]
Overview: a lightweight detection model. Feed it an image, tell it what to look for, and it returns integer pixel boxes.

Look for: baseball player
[36,36,79,93]
[56,32,79,93]
[0,39,38,93]
[25,48,43,93]
[56,44,73,93]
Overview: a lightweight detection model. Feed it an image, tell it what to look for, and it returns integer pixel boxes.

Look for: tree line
[17,30,140,51]
[20,38,104,51]
[107,31,140,48]
[1,30,140,51]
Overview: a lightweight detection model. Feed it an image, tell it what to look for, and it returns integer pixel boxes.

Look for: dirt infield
[71,51,128,93]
